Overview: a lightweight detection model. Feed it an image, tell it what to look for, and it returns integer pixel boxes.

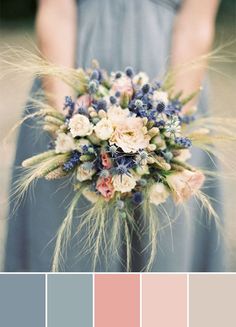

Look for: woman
[4,0,226,272]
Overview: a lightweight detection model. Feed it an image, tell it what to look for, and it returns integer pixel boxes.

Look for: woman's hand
[36,0,77,112]
[170,0,219,113]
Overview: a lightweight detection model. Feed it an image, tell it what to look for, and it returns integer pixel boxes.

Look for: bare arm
[36,0,77,112]
[170,0,219,112]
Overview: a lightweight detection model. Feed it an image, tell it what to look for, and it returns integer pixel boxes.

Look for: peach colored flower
[166,170,205,204]
[101,151,112,169]
[111,75,133,97]
[96,176,115,200]
[175,149,191,162]
[76,94,91,108]
[110,116,151,153]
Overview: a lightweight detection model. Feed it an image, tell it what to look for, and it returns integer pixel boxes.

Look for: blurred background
[0,0,235,271]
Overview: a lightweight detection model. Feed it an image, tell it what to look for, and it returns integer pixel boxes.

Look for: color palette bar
[0,273,236,326]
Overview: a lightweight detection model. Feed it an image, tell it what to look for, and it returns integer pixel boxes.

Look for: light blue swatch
[48,274,93,327]
[0,274,45,327]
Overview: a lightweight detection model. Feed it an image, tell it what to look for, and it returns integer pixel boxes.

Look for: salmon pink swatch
[142,274,187,327]
[95,274,140,327]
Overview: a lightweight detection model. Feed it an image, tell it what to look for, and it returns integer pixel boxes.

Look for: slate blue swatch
[0,274,45,327]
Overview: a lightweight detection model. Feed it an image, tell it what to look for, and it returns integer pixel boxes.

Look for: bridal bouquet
[13,59,235,271]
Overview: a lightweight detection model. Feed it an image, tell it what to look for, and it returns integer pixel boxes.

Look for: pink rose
[111,76,133,97]
[101,151,112,169]
[96,176,115,201]
[166,170,205,204]
[76,94,91,108]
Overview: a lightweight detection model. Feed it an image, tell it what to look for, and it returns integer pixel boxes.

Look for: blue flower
[88,80,99,94]
[63,150,81,172]
[115,91,121,97]
[125,66,134,78]
[115,72,122,79]
[142,84,150,94]
[156,101,166,113]
[110,96,117,104]
[63,96,75,116]
[175,137,192,148]
[132,192,143,205]
[96,99,107,111]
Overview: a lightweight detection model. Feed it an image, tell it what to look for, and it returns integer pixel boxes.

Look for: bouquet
[10,58,235,272]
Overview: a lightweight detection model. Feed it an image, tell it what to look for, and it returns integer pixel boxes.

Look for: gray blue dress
[4,0,226,272]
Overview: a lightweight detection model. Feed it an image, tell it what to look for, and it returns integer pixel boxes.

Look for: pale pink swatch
[142,274,187,327]
[95,274,140,327]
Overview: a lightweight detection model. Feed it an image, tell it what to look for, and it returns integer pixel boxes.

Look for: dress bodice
[76,0,183,78]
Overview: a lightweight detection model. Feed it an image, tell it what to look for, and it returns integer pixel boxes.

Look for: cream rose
[153,91,169,105]
[76,163,96,182]
[69,114,93,137]
[110,116,151,153]
[149,183,169,205]
[94,118,114,140]
[113,174,136,193]
[107,105,130,126]
[55,133,75,154]
[166,170,205,204]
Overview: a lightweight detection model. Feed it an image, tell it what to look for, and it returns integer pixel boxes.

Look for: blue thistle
[156,101,166,113]
[115,91,121,97]
[110,96,117,104]
[125,66,134,78]
[96,99,107,111]
[115,72,122,79]
[132,192,143,205]
[88,80,99,94]
[142,84,150,94]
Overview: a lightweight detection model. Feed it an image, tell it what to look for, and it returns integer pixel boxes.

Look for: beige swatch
[190,274,236,327]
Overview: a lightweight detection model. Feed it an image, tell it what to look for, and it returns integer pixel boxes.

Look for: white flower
[175,149,191,162]
[94,118,114,140]
[55,133,75,154]
[76,163,96,182]
[69,114,93,137]
[149,183,169,205]
[153,91,169,105]
[107,105,130,126]
[133,72,149,86]
[113,174,136,193]
[164,116,181,138]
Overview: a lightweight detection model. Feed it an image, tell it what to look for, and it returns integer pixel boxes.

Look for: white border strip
[93,273,95,327]
[140,274,142,327]
[45,273,48,327]
[187,274,189,327]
